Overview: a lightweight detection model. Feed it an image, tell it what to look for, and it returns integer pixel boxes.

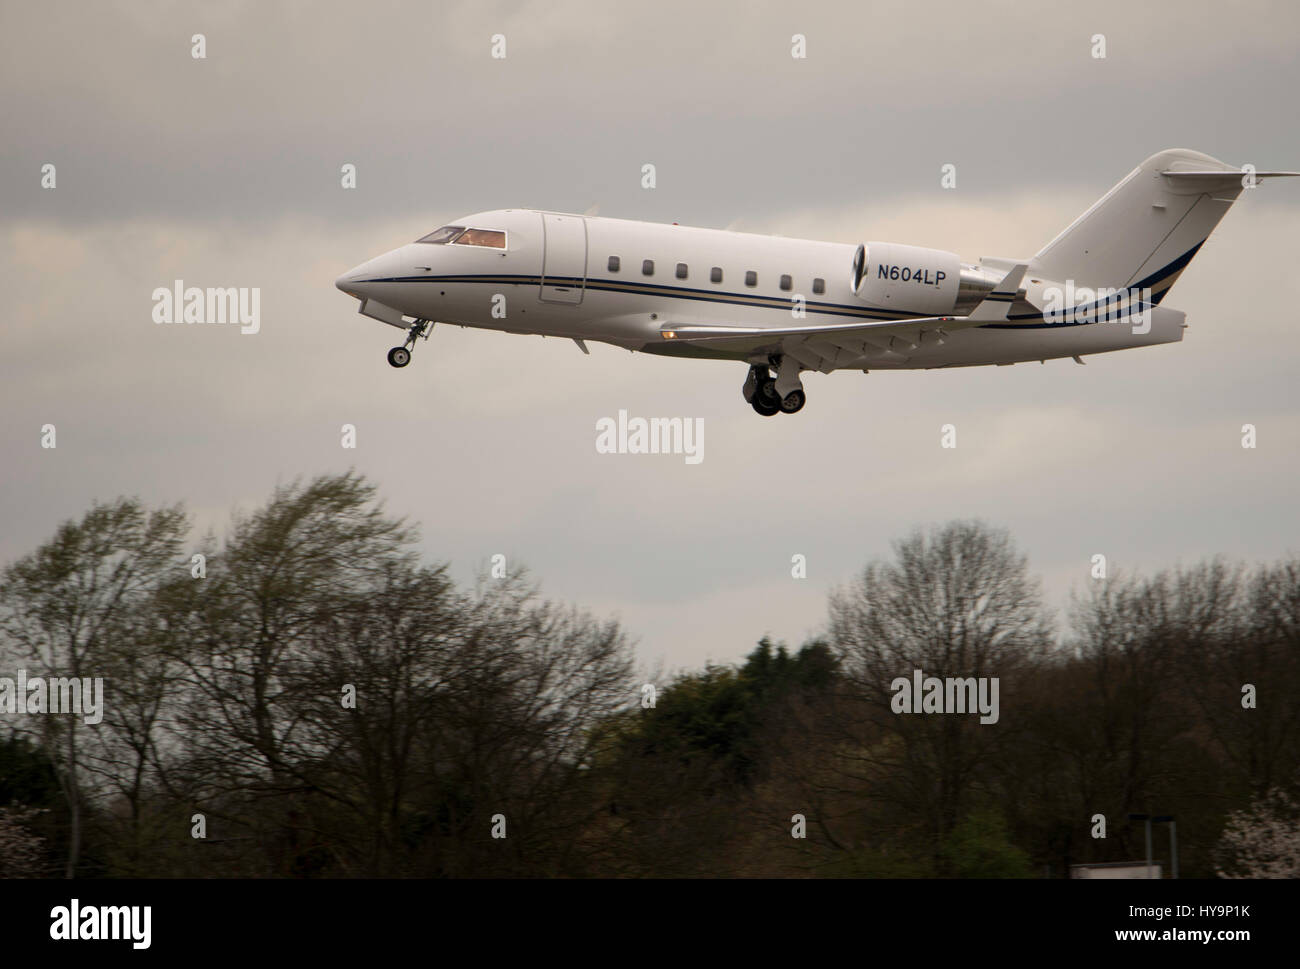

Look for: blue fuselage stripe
[367,243,1199,329]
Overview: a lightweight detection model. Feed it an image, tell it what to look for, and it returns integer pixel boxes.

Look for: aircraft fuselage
[335,208,1186,371]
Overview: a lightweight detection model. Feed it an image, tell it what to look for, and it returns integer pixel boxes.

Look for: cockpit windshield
[454,228,506,249]
[415,225,507,249]
[416,225,465,244]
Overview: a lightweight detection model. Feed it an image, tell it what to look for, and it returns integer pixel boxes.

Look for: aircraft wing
[658,264,1028,371]
[659,315,966,370]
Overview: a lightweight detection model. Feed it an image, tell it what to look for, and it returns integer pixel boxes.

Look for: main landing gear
[742,358,806,416]
[387,319,432,368]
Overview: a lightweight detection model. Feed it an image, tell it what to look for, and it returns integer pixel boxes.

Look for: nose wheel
[387,319,432,368]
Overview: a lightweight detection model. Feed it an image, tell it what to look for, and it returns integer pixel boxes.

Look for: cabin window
[608,255,620,272]
[710,267,723,283]
[416,225,465,244]
[812,277,825,294]
[676,263,688,280]
[745,270,757,287]
[452,228,506,249]
[642,259,655,276]
[779,274,792,291]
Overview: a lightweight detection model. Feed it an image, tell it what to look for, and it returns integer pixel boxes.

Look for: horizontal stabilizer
[1161,170,1300,180]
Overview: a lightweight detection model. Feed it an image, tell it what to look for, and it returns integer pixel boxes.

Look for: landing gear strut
[388,319,432,368]
[743,358,805,416]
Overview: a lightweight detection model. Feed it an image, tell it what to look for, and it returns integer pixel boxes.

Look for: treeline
[0,473,1296,878]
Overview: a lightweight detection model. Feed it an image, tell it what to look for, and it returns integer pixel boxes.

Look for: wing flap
[660,314,965,345]
[660,315,969,370]
[660,314,976,369]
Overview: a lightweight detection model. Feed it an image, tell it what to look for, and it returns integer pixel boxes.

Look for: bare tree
[407,569,636,876]
[0,498,188,877]
[827,521,1051,866]
[167,471,418,873]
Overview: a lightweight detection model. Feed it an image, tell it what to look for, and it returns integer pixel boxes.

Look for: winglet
[967,263,1028,321]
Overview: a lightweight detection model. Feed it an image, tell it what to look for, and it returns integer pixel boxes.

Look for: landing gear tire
[743,366,785,415]
[779,389,806,414]
[386,319,431,368]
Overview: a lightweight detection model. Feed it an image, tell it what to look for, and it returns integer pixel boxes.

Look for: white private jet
[336,149,1295,416]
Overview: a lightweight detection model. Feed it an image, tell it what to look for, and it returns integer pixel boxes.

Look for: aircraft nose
[336,261,370,294]
[336,250,400,294]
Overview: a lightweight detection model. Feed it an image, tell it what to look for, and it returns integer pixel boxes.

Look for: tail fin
[1030,149,1298,303]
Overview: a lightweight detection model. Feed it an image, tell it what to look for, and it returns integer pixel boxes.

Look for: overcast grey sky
[3,0,1298,673]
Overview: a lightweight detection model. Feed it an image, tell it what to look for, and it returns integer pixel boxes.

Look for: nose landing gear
[387,319,432,368]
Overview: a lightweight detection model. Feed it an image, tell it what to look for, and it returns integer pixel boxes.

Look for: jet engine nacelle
[851,242,961,315]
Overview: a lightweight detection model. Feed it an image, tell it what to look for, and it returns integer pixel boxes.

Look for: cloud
[3,1,1299,670]
[5,0,1299,225]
